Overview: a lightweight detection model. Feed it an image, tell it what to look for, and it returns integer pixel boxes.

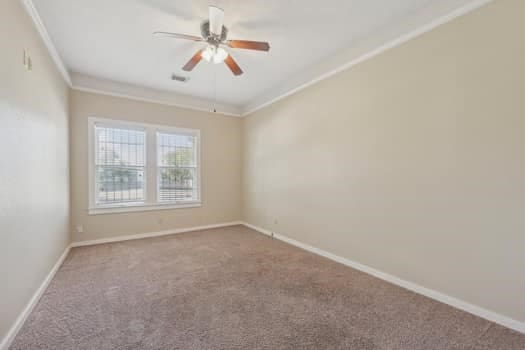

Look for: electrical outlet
[273,219,278,225]
[76,225,84,234]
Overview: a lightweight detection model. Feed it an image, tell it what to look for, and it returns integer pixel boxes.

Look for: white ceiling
[32,0,487,115]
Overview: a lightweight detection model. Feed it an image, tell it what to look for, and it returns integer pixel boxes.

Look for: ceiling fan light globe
[213,47,228,64]
[202,46,215,62]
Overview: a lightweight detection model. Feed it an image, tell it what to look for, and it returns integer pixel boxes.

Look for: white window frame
[88,117,201,215]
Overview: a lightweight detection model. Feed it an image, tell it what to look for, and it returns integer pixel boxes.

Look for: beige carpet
[10,225,525,349]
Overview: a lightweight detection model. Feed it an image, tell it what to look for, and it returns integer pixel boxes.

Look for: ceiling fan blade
[209,6,224,36]
[182,49,204,71]
[227,40,270,52]
[153,31,203,41]
[224,55,243,76]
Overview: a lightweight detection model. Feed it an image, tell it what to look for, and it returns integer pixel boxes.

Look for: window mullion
[145,127,158,204]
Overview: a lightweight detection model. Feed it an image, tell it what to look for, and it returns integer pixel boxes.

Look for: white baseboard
[4,220,521,350]
[71,221,243,247]
[242,222,525,335]
[1,221,242,348]
[0,245,71,350]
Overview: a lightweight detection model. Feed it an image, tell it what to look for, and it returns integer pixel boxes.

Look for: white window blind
[94,125,146,206]
[89,118,201,214]
[157,131,199,202]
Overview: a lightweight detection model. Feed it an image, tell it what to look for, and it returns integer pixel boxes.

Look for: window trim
[88,117,202,215]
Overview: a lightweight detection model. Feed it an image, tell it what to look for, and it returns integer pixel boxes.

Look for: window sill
[88,202,202,215]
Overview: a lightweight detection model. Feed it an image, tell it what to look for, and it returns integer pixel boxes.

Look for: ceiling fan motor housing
[201,20,228,43]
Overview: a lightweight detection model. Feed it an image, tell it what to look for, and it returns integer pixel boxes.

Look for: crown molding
[71,73,243,117]
[20,0,72,86]
[241,0,494,116]
[21,0,240,116]
[22,0,493,118]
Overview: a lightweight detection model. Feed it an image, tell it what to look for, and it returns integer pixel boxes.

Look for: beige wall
[70,90,242,242]
[242,0,525,323]
[2,0,524,341]
[0,0,70,342]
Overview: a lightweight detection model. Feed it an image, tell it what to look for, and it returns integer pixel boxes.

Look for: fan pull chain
[213,66,217,113]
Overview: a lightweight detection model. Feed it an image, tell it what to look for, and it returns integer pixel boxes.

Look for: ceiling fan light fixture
[213,47,228,64]
[202,45,228,64]
[201,46,214,62]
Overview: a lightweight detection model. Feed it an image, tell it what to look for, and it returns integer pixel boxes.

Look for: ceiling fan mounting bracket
[201,20,228,44]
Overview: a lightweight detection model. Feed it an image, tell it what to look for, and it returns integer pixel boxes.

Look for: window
[95,125,146,206]
[157,132,199,202]
[89,118,201,214]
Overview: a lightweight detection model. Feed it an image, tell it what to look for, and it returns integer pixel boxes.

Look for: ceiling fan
[153,5,270,76]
